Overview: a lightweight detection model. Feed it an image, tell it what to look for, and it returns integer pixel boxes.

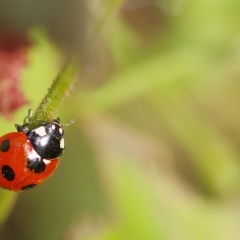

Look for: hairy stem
[28,58,79,129]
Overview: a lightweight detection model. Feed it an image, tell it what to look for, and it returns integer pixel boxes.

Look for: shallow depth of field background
[1,0,240,239]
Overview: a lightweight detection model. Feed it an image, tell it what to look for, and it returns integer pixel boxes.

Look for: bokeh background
[1,0,240,239]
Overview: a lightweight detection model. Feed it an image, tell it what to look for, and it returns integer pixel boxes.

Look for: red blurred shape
[0,33,31,118]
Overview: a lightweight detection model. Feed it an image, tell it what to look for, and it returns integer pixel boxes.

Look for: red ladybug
[0,118,64,192]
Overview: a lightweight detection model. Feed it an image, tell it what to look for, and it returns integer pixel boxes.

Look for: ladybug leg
[24,109,33,124]
[54,118,60,124]
[27,157,46,174]
[15,124,30,135]
[15,109,32,135]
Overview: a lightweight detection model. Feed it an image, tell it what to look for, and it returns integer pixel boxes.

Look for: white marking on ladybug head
[51,125,56,130]
[28,148,41,161]
[39,137,49,147]
[60,138,64,149]
[59,128,63,135]
[43,159,51,165]
[35,126,47,137]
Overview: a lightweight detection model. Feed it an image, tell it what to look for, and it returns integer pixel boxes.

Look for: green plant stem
[28,58,79,129]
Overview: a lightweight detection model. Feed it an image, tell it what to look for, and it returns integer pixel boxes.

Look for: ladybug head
[28,118,65,159]
[46,118,64,139]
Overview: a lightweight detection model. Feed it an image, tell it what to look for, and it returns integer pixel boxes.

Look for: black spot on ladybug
[0,139,10,152]
[27,159,46,174]
[21,184,37,190]
[2,165,15,181]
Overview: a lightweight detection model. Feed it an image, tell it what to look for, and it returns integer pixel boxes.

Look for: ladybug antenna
[63,119,75,127]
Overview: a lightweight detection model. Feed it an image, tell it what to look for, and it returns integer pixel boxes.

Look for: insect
[0,114,65,192]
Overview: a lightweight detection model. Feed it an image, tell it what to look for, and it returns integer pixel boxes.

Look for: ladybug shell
[0,132,59,192]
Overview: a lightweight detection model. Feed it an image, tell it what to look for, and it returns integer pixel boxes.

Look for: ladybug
[0,117,64,192]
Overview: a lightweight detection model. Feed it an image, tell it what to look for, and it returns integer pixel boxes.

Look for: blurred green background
[1,0,240,239]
